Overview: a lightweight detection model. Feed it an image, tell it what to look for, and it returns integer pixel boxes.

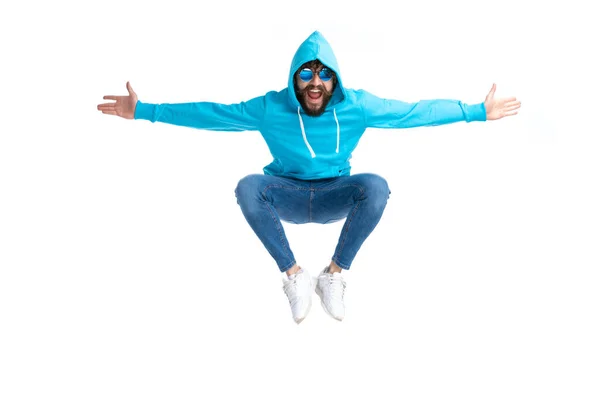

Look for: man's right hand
[97,81,138,119]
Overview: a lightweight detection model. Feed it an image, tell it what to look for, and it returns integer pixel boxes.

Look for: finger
[503,110,519,117]
[103,95,119,101]
[499,97,518,104]
[486,83,496,101]
[101,110,118,115]
[126,81,135,95]
[504,104,521,112]
[97,103,116,109]
[503,100,520,108]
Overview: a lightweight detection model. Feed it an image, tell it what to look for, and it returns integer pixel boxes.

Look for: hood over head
[287,31,346,109]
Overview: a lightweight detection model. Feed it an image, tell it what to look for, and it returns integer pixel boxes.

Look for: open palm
[484,83,521,120]
[97,81,138,119]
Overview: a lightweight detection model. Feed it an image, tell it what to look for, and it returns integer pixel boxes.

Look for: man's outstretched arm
[97,82,265,132]
[360,83,521,129]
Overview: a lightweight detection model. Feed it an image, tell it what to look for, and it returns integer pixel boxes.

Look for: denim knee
[234,174,265,204]
[357,173,391,204]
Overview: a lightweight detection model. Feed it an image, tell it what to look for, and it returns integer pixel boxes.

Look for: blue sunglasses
[298,67,334,82]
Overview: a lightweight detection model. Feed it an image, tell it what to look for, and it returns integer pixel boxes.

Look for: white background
[1,1,599,399]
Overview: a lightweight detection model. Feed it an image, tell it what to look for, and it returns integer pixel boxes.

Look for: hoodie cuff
[464,102,487,122]
[134,100,156,121]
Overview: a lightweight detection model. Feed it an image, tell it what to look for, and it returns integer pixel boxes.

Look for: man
[97,31,520,324]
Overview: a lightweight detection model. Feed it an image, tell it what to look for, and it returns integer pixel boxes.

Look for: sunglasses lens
[299,69,313,82]
[319,68,333,81]
[298,67,334,82]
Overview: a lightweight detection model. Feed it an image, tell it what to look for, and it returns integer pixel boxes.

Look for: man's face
[294,61,336,117]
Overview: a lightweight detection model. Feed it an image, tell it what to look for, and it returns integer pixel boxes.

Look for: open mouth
[306,89,323,102]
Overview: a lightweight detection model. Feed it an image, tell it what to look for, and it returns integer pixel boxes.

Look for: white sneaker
[315,266,346,321]
[282,268,313,324]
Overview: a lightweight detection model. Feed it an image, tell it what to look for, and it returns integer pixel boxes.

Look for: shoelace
[327,275,346,300]
[283,277,299,304]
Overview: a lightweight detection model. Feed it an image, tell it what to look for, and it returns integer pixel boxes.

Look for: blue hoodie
[134,31,487,180]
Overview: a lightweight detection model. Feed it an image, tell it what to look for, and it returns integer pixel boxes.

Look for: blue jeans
[234,173,391,272]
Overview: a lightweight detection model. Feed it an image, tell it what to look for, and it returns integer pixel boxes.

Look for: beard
[294,83,334,117]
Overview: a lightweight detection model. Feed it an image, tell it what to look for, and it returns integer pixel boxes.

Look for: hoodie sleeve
[134,94,266,131]
[359,90,486,129]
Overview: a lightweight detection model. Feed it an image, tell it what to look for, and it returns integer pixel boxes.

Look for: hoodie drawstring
[333,108,340,154]
[297,106,340,158]
[297,107,316,158]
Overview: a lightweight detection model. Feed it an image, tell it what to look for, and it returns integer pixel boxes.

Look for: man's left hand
[484,83,521,120]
